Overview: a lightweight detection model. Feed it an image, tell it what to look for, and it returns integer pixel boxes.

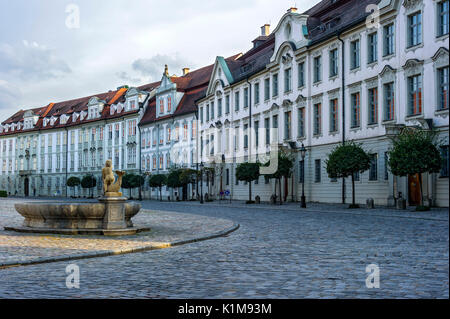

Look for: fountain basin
[5,200,150,236]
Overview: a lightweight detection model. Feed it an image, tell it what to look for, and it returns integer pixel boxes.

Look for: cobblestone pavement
[0,198,236,266]
[0,198,448,298]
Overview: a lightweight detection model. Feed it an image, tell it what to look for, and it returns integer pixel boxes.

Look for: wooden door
[408,174,421,206]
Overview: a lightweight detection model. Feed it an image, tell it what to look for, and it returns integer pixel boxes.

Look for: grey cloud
[132,54,193,81]
[115,71,142,84]
[0,41,71,80]
[0,80,22,120]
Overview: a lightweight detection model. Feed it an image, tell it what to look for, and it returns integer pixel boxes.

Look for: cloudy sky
[0,0,320,121]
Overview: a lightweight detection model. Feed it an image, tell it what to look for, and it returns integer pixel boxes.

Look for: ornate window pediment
[432,47,449,69]
[402,59,424,77]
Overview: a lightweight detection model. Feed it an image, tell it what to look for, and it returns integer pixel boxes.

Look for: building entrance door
[408,174,421,206]
[24,178,29,197]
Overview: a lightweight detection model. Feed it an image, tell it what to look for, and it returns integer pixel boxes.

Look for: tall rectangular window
[369,153,378,181]
[408,12,422,47]
[254,82,260,104]
[299,160,304,183]
[225,95,230,114]
[384,82,395,121]
[440,145,449,177]
[368,87,378,125]
[351,92,361,128]
[438,67,449,110]
[254,120,259,147]
[408,74,422,115]
[284,68,292,93]
[264,78,270,100]
[206,104,209,121]
[350,39,360,69]
[384,152,389,180]
[313,56,322,82]
[244,88,249,108]
[218,98,222,117]
[438,0,449,36]
[314,159,321,183]
[284,111,291,140]
[298,62,305,87]
[368,32,378,64]
[272,115,278,142]
[383,24,395,56]
[210,102,214,120]
[200,107,204,123]
[330,99,338,132]
[329,49,338,77]
[272,73,279,97]
[243,124,248,149]
[313,103,321,135]
[235,91,240,111]
[298,108,305,138]
[265,118,270,145]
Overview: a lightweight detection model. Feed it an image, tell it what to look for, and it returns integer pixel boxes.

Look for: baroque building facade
[0,86,153,197]
[0,0,448,207]
[197,0,449,207]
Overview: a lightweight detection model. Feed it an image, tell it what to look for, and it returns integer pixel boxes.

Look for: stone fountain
[5,160,149,236]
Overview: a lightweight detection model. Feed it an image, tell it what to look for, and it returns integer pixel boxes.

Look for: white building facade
[197,0,449,207]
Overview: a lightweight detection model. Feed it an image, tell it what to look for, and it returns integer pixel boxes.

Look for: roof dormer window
[159,98,164,114]
[129,100,136,110]
[88,105,99,119]
[167,97,172,112]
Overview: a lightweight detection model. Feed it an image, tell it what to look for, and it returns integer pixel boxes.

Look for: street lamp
[200,162,204,204]
[299,143,307,208]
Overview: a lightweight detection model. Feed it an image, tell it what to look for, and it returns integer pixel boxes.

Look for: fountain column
[99,195,128,229]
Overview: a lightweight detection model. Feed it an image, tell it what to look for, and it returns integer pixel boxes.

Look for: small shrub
[348,204,360,209]
[0,190,7,197]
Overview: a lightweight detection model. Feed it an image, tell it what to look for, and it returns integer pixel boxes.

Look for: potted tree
[326,141,370,208]
[66,176,80,198]
[388,128,442,211]
[236,162,260,204]
[149,174,167,201]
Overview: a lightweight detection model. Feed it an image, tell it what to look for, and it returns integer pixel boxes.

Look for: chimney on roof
[182,68,190,76]
[261,24,270,36]
[287,7,298,13]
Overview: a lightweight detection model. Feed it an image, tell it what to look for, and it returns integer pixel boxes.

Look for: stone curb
[166,202,449,222]
[0,223,240,269]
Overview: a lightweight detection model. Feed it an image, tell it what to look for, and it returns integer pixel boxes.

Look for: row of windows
[141,122,196,148]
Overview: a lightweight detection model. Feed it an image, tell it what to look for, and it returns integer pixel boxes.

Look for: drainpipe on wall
[65,127,68,198]
[138,125,142,201]
[246,78,253,201]
[337,32,346,204]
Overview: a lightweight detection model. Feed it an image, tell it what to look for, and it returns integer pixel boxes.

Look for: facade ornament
[164,64,169,77]
[102,159,125,196]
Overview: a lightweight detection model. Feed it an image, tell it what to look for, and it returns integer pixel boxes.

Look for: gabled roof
[139,55,240,127]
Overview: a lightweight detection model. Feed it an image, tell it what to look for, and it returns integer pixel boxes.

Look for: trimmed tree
[149,174,167,201]
[166,169,182,200]
[263,151,294,205]
[179,169,198,200]
[81,175,96,198]
[236,162,260,204]
[122,173,139,198]
[387,128,442,209]
[67,176,80,197]
[326,141,370,208]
